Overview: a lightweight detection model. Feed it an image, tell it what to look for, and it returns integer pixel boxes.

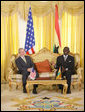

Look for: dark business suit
[15,56,39,88]
[55,55,75,92]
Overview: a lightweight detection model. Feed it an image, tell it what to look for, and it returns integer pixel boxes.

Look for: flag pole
[29,1,31,7]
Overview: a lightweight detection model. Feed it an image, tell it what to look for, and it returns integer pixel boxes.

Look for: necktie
[22,57,26,63]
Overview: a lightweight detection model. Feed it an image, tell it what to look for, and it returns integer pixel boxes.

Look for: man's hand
[51,61,55,66]
[27,68,31,72]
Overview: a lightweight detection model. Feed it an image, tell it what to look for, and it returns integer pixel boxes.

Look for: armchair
[69,53,83,90]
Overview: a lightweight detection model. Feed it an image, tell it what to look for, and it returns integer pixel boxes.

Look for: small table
[26,80,68,97]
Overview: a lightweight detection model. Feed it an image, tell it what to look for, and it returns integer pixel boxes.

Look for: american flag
[25,7,35,54]
[28,67,36,80]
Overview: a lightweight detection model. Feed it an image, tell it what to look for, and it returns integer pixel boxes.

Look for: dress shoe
[23,88,27,93]
[32,89,37,94]
[61,89,63,94]
[67,90,71,94]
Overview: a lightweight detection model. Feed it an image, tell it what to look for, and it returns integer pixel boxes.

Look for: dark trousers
[62,71,71,92]
[22,71,39,90]
[58,71,71,92]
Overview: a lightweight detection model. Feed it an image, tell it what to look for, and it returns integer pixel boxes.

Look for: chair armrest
[9,74,22,82]
[76,67,83,81]
[8,68,14,80]
[8,67,22,80]
[52,69,57,73]
[9,74,22,78]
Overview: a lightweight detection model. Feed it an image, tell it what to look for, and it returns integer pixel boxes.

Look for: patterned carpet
[1,84,84,111]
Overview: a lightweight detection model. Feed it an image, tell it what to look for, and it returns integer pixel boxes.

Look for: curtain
[1,13,19,83]
[33,12,55,52]
[61,12,84,82]
[1,1,84,20]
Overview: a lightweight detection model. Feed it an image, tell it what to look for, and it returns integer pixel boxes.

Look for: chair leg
[56,85,58,92]
[16,82,22,89]
[20,82,23,89]
[72,85,75,89]
[9,81,12,90]
[79,82,81,91]
[16,83,18,89]
[50,85,53,90]
[71,83,75,90]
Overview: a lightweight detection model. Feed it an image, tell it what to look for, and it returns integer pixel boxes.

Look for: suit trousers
[22,72,30,86]
[62,71,71,92]
[22,71,38,89]
[58,71,71,92]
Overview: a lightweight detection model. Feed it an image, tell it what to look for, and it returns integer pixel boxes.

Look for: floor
[1,83,84,111]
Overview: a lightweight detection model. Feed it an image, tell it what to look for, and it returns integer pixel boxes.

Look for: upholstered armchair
[8,54,22,89]
[8,48,83,91]
[69,53,83,90]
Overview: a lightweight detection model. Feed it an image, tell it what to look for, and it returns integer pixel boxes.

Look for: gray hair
[18,48,25,53]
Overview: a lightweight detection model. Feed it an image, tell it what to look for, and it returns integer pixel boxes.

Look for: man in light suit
[15,48,39,94]
[55,47,75,94]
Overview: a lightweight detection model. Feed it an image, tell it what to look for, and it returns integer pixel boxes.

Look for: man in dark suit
[55,47,75,94]
[15,48,39,94]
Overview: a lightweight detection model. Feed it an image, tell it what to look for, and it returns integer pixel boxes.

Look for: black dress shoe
[32,89,37,94]
[67,91,71,94]
[61,89,63,94]
[23,89,27,93]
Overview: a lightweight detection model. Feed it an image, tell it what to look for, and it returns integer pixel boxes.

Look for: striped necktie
[22,56,26,63]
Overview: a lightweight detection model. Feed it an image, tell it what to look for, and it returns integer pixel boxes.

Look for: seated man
[55,47,75,94]
[15,48,39,94]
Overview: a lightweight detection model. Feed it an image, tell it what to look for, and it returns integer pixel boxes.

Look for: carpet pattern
[1,84,84,111]
[11,94,83,111]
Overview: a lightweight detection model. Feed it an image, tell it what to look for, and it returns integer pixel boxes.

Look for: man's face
[63,48,69,55]
[19,49,25,57]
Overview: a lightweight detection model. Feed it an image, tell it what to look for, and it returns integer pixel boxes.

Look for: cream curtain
[1,1,84,20]
[1,13,19,83]
[33,12,55,52]
[63,1,84,16]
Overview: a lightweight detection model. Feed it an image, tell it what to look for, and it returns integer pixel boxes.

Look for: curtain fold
[33,12,55,52]
[1,1,84,20]
[1,13,19,83]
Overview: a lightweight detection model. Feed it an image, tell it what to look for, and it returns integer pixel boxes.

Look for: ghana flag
[56,67,62,79]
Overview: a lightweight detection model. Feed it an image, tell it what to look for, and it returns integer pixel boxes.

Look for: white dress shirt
[63,55,68,71]
[63,55,68,61]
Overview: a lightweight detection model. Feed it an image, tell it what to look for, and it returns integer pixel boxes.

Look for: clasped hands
[27,68,32,72]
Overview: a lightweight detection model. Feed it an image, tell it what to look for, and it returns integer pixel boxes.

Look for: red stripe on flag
[31,47,35,54]
[55,5,61,47]
[26,51,29,55]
